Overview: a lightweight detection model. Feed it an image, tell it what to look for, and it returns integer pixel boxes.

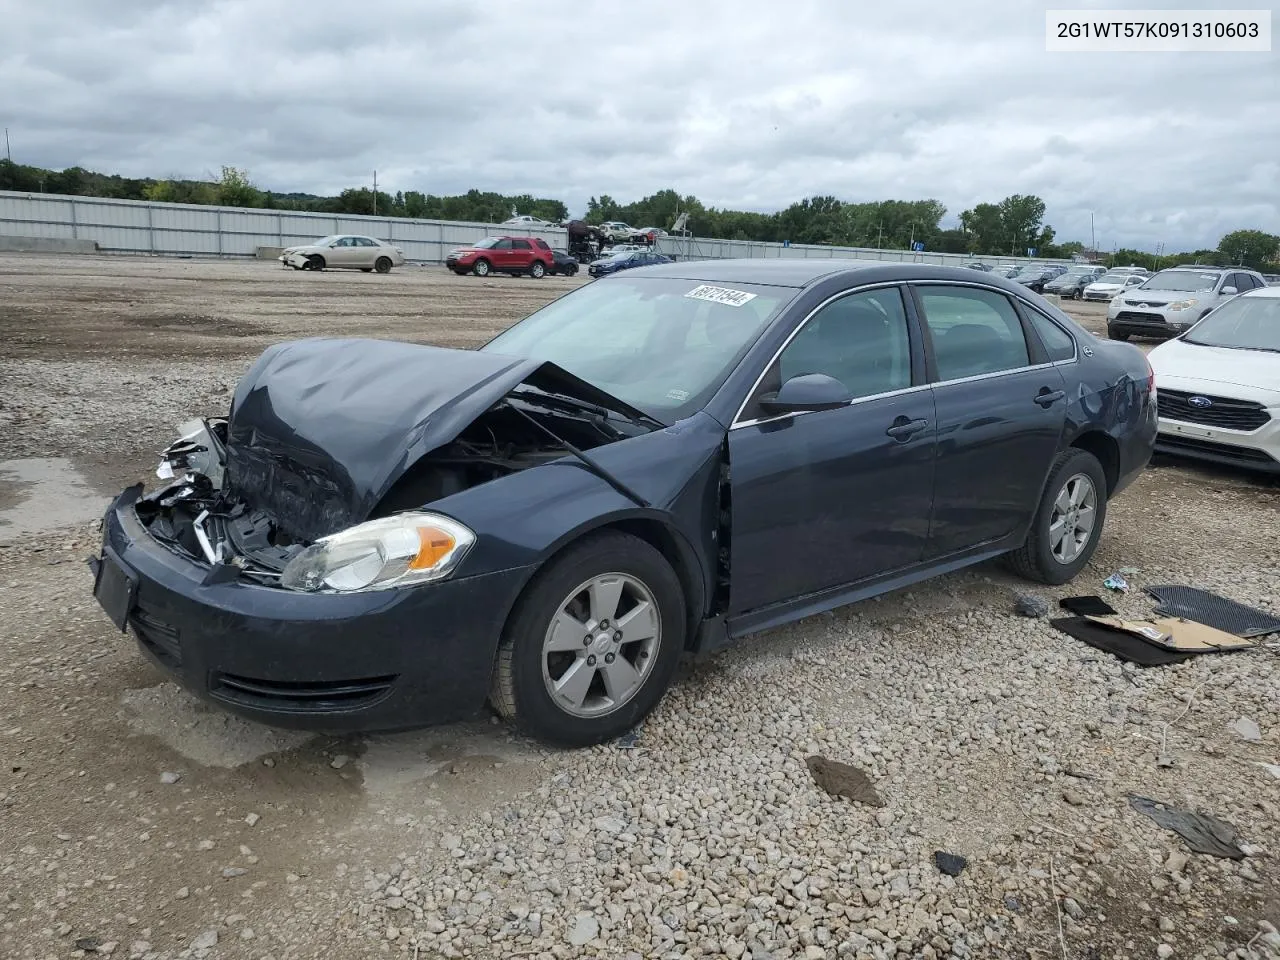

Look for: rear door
[511,239,533,270]
[354,236,379,267]
[911,283,1068,557]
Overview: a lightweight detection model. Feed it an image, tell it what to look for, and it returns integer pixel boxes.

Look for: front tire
[490,532,685,747]
[529,261,546,279]
[472,258,491,277]
[374,257,392,274]
[305,255,325,271]
[1008,448,1108,585]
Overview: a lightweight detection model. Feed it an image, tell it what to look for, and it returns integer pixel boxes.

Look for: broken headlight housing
[279,513,475,593]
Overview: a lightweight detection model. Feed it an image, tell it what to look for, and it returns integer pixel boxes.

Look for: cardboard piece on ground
[1085,615,1256,652]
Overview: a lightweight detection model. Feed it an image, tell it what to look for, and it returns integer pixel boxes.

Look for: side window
[775,288,912,401]
[533,239,550,250]
[512,239,531,250]
[358,237,378,247]
[1026,309,1076,362]
[916,286,1030,381]
[494,239,513,250]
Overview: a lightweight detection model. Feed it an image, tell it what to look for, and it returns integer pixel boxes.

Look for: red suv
[446,236,555,278]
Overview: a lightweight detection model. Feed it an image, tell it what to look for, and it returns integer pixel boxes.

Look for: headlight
[280,513,475,593]
[1166,298,1198,311]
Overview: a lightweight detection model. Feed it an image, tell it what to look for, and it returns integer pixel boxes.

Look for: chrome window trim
[728,279,1081,431]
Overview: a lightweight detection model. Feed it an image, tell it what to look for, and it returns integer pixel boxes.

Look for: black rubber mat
[1050,617,1193,667]
[1144,585,1280,638]
[1060,595,1118,616]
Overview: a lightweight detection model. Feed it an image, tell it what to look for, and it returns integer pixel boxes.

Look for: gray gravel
[1,255,1277,960]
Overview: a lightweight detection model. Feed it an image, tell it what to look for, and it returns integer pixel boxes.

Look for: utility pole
[1090,212,1095,254]
[3,127,10,164]
[372,170,377,216]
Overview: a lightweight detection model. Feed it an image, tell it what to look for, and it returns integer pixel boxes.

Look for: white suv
[1107,266,1268,341]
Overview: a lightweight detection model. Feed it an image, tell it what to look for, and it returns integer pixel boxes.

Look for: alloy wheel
[1049,473,1097,564]
[540,573,661,718]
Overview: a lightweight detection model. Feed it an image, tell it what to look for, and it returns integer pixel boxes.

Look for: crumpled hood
[225,337,647,542]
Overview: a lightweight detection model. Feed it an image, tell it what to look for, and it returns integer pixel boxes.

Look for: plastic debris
[1103,573,1130,592]
[615,729,642,750]
[934,851,968,876]
[805,755,885,807]
[1014,594,1049,618]
[1256,763,1280,780]
[1230,717,1262,742]
[1128,795,1244,859]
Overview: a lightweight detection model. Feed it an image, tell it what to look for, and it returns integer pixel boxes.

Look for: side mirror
[760,374,852,415]
[1221,286,1238,295]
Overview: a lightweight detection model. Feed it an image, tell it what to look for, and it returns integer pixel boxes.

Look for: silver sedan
[279,235,406,273]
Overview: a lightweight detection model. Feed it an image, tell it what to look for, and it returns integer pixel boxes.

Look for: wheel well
[1071,431,1119,494]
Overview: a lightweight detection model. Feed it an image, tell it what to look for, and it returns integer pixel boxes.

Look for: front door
[910,283,1068,556]
[728,286,937,612]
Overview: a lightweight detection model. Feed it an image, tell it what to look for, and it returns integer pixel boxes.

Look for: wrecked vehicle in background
[92,259,1157,746]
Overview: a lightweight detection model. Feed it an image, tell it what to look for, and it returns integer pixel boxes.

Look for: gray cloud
[2,0,1276,249]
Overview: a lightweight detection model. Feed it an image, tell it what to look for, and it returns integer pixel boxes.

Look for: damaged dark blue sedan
[92,260,1157,746]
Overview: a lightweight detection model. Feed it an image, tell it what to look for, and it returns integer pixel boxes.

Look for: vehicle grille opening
[1114,311,1167,325]
[131,608,181,669]
[1159,435,1277,465]
[1157,389,1271,431]
[210,672,397,713]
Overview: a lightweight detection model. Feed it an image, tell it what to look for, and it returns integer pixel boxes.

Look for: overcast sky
[2,0,1276,251]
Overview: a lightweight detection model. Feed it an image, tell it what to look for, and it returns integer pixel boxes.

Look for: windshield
[481,277,793,422]
[1141,270,1221,292]
[310,235,341,246]
[1094,274,1129,284]
[1183,295,1280,351]
[471,238,500,249]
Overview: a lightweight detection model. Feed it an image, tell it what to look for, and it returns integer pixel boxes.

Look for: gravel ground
[1,253,1278,960]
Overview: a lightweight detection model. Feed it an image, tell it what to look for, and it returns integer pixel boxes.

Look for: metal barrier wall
[0,189,1072,268]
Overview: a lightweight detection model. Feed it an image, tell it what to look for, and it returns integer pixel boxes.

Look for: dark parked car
[446,236,555,278]
[1012,267,1059,294]
[549,250,579,276]
[1044,268,1104,299]
[588,249,673,277]
[91,260,1157,747]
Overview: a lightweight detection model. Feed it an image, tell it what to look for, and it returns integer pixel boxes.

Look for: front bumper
[1155,411,1280,475]
[1107,307,1197,339]
[92,490,534,732]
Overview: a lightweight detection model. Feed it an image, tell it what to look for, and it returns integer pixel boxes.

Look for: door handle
[886,416,929,441]
[1034,389,1066,408]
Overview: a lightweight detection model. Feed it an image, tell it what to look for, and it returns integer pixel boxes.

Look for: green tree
[1217,229,1280,271]
[215,166,262,207]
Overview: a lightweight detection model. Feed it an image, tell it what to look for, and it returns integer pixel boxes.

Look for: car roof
[630,257,1073,289]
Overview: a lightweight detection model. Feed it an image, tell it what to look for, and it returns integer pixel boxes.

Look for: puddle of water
[0,457,110,542]
[122,683,313,768]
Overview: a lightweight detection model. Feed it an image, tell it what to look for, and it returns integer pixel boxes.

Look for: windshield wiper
[509,386,663,431]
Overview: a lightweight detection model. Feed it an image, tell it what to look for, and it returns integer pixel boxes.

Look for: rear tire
[490,532,685,747]
[1008,448,1108,585]
[529,261,546,279]
[306,255,325,271]
[472,258,491,277]
[374,257,392,274]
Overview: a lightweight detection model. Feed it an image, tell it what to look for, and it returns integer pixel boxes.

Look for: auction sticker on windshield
[685,285,758,307]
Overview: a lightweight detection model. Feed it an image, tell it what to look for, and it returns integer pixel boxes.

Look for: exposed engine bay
[136,392,651,588]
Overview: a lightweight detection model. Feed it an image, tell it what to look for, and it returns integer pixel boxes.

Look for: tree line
[2,159,1276,271]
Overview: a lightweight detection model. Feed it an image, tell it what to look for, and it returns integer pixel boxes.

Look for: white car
[502,215,552,228]
[1082,272,1146,302]
[599,221,635,242]
[1148,286,1280,474]
[279,235,406,273]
